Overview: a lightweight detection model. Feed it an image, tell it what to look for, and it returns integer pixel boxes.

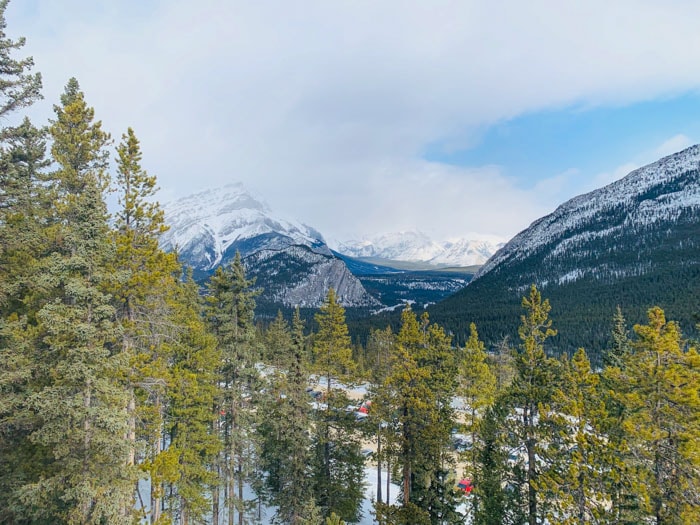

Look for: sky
[7,0,700,243]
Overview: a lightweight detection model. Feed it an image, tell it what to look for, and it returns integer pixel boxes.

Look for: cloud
[654,134,693,158]
[6,1,700,240]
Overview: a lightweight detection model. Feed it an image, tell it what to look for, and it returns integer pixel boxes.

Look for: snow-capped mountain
[160,183,377,309]
[473,144,700,283]
[335,232,503,267]
[431,144,700,355]
[161,183,328,271]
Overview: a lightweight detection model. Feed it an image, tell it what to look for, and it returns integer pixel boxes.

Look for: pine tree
[20,78,134,524]
[366,326,396,512]
[539,348,610,524]
[472,401,510,525]
[0,118,50,308]
[0,118,51,522]
[163,272,220,524]
[110,126,182,522]
[312,288,356,394]
[458,323,497,482]
[204,253,259,525]
[0,0,42,120]
[605,305,632,368]
[263,310,293,368]
[258,308,319,524]
[599,308,646,525]
[380,308,460,524]
[0,5,46,518]
[311,288,364,522]
[507,284,560,525]
[622,307,700,523]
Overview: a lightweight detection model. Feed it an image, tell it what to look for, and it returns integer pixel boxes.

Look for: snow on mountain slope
[161,183,328,270]
[335,231,503,267]
[473,144,700,282]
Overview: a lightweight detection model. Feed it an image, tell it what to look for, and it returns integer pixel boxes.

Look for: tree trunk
[128,389,136,466]
[151,397,163,525]
[82,379,93,520]
[525,406,537,525]
[386,453,391,505]
[238,448,244,525]
[213,409,220,525]
[377,425,383,505]
[402,407,410,506]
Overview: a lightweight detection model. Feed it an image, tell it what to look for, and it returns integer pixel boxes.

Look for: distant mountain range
[160,184,480,312]
[429,145,700,361]
[161,144,700,350]
[161,184,378,310]
[333,232,503,267]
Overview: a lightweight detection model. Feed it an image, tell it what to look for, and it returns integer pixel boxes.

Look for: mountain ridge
[334,231,503,267]
[429,144,700,360]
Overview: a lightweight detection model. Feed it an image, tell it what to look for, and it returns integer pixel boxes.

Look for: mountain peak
[161,182,327,270]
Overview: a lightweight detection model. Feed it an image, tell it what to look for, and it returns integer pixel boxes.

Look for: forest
[0,1,699,524]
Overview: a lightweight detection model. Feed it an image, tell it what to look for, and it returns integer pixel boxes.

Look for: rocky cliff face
[244,246,381,309]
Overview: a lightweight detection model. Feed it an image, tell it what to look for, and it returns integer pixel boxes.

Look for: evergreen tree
[110,126,182,522]
[311,288,364,522]
[0,118,51,522]
[264,310,293,367]
[365,326,396,513]
[539,348,610,524]
[21,78,134,524]
[599,307,648,525]
[312,287,356,394]
[507,284,560,525]
[165,273,221,524]
[622,307,700,523]
[257,308,319,524]
[605,305,632,368]
[472,401,510,525]
[0,0,42,120]
[204,253,259,525]
[458,323,497,482]
[0,6,46,519]
[382,308,460,524]
[0,118,49,309]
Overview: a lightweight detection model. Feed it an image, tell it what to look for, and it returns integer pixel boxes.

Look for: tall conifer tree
[539,348,610,524]
[623,307,700,523]
[110,126,182,522]
[311,288,364,522]
[258,308,319,524]
[508,284,560,525]
[22,78,134,524]
[459,323,497,481]
[205,254,259,525]
[0,3,46,518]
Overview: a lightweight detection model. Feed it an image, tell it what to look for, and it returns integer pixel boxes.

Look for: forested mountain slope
[430,145,700,361]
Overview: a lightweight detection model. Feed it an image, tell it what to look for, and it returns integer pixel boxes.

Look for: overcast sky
[7,0,700,242]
